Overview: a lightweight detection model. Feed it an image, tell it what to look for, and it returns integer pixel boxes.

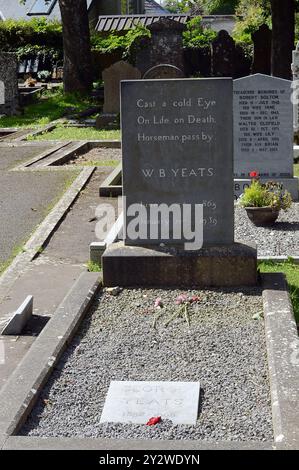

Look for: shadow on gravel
[271,222,299,232]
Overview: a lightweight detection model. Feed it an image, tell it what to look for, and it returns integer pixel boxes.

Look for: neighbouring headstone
[0,53,19,116]
[252,24,272,75]
[102,77,257,287]
[292,42,299,135]
[132,18,186,76]
[102,61,141,114]
[0,80,4,105]
[100,381,200,425]
[211,30,235,77]
[233,74,298,200]
[143,64,185,80]
[122,78,234,246]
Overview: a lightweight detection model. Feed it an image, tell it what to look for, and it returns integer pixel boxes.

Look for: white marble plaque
[100,381,200,425]
[233,74,293,178]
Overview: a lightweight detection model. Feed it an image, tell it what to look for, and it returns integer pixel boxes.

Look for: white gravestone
[100,381,200,425]
[0,81,4,105]
[292,42,299,133]
[233,74,298,200]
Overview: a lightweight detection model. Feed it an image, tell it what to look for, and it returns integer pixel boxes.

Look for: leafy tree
[20,0,93,94]
[163,1,195,13]
[194,0,239,14]
[163,0,239,13]
[270,0,295,78]
[183,16,217,47]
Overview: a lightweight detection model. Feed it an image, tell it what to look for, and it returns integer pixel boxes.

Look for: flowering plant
[238,171,292,211]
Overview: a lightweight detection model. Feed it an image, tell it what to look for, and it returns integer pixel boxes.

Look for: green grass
[75,159,120,167]
[28,126,121,141]
[0,245,26,275]
[0,89,95,128]
[87,261,102,272]
[259,259,299,323]
[294,163,299,178]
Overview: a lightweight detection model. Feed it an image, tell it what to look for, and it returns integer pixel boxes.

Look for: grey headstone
[292,43,299,133]
[143,64,185,80]
[103,61,141,114]
[233,74,293,178]
[121,78,234,246]
[1,296,33,336]
[0,53,19,116]
[100,381,200,425]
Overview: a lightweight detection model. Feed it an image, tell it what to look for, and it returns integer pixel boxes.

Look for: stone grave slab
[100,381,200,425]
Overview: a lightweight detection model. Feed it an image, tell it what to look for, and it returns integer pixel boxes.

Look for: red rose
[146,416,161,426]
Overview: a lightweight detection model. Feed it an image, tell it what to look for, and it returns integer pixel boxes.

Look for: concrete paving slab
[0,263,83,389]
[0,144,52,170]
[0,272,101,438]
[41,169,118,264]
[0,170,76,266]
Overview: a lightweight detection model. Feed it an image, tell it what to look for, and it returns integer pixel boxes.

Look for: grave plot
[20,286,272,441]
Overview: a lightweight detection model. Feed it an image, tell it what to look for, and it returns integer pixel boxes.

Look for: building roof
[0,0,93,21]
[96,14,189,32]
[144,0,168,14]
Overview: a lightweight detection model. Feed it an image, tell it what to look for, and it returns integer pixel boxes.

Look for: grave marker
[122,78,234,246]
[102,77,257,287]
[100,381,200,425]
[233,74,298,199]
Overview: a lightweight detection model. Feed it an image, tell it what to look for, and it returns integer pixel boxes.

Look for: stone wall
[0,53,19,116]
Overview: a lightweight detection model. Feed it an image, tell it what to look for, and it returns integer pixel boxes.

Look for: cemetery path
[0,145,76,267]
[0,162,115,390]
[38,169,118,264]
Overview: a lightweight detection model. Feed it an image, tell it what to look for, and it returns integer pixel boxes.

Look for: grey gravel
[235,203,299,256]
[21,287,273,441]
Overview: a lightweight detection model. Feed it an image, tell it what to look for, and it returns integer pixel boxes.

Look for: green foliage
[87,261,102,272]
[29,126,121,141]
[0,17,62,60]
[233,0,271,44]
[238,180,292,210]
[0,89,94,128]
[163,0,193,12]
[91,25,151,56]
[259,260,299,323]
[196,0,239,14]
[183,16,217,47]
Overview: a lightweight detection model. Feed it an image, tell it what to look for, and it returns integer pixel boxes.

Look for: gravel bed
[67,147,121,165]
[235,203,299,256]
[21,287,273,442]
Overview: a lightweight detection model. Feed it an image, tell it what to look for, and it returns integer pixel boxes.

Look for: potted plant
[238,171,292,226]
[37,70,51,83]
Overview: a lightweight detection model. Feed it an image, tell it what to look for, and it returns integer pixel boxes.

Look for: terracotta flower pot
[245,206,280,227]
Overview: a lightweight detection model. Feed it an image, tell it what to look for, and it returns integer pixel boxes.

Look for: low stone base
[102,242,257,287]
[234,177,299,201]
[95,113,119,130]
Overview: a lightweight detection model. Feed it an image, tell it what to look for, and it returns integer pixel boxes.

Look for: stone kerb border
[0,272,101,448]
[0,273,297,450]
[262,273,299,449]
